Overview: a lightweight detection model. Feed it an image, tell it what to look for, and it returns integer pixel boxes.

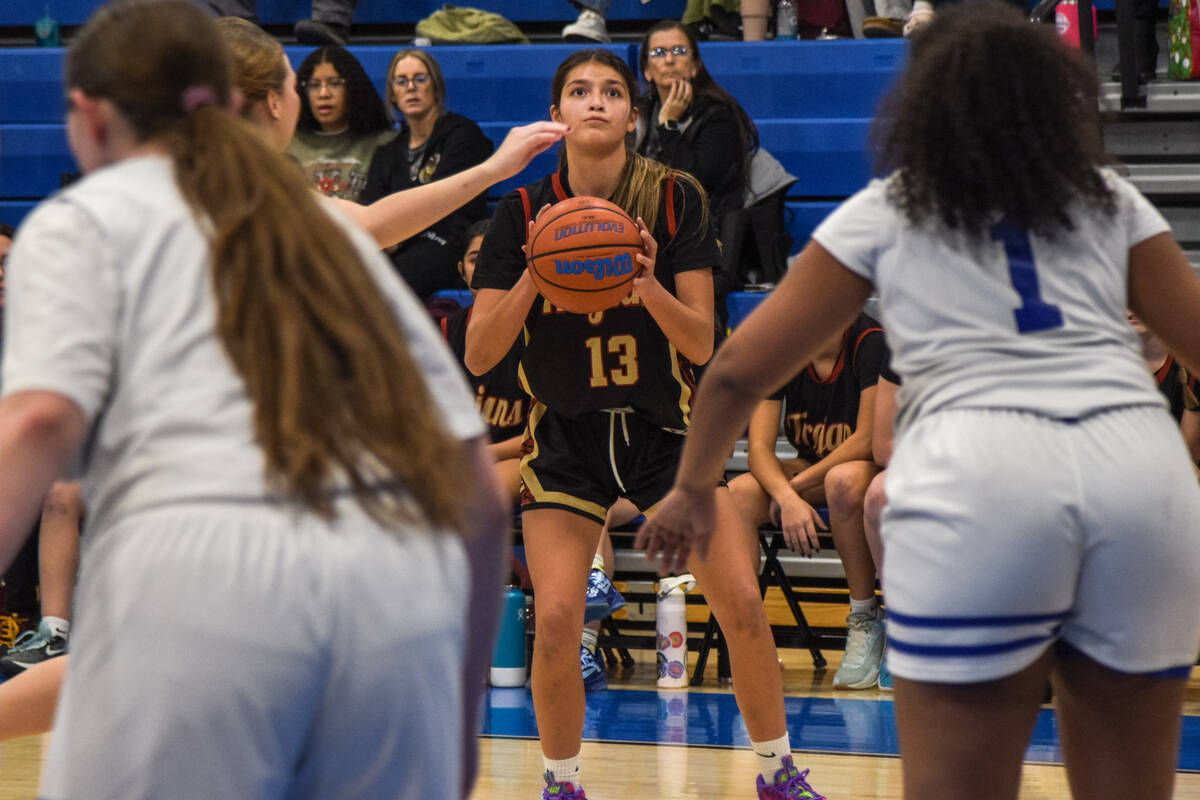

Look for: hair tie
[181,85,218,113]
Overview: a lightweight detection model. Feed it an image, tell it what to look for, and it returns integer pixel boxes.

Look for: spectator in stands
[727,313,888,690]
[287,46,394,202]
[738,0,852,39]
[361,49,494,299]
[1131,311,1200,462]
[204,0,359,46]
[635,21,770,307]
[217,17,564,252]
[441,221,527,499]
[562,0,612,43]
[0,482,80,677]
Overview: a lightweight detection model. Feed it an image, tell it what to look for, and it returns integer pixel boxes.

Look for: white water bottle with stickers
[656,574,695,688]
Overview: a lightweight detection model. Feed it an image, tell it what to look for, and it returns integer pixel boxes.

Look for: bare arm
[1128,232,1200,377]
[872,377,899,467]
[633,222,716,365]
[465,279,539,375]
[0,392,87,571]
[636,241,872,570]
[487,433,525,463]
[745,399,796,505]
[0,655,67,741]
[789,384,877,494]
[458,433,512,795]
[335,122,569,250]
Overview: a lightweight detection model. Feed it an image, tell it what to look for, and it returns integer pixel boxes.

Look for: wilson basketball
[526,196,643,314]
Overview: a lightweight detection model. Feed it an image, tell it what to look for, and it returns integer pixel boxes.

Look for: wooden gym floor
[2,593,1199,799]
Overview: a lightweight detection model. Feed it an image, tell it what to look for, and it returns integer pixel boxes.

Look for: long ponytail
[68,0,470,530]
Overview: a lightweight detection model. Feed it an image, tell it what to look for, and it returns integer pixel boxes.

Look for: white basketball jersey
[813,170,1170,433]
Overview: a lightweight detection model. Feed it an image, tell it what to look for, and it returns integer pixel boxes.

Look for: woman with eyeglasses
[635,21,757,227]
[287,45,394,201]
[361,49,494,299]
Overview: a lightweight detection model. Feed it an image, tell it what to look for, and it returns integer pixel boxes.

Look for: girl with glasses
[287,45,393,201]
[361,49,494,299]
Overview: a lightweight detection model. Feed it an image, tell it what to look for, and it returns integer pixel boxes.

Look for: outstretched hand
[635,485,716,575]
[488,121,571,181]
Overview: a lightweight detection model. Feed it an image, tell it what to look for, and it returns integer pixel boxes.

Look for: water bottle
[775,0,798,40]
[656,575,693,688]
[490,586,527,688]
[34,5,60,47]
[1054,0,1097,49]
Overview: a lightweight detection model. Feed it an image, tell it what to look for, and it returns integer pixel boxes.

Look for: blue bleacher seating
[0,39,903,240]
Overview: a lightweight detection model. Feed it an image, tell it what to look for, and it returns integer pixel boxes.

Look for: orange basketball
[526,196,643,314]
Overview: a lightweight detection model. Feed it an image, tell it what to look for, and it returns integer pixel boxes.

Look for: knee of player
[823,461,872,514]
[42,481,83,518]
[531,595,585,643]
[863,474,887,520]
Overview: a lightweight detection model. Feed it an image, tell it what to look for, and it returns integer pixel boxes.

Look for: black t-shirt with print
[442,306,528,444]
[471,167,718,430]
[770,314,887,462]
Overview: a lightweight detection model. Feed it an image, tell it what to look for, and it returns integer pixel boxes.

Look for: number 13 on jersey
[991,222,1064,334]
[586,335,639,388]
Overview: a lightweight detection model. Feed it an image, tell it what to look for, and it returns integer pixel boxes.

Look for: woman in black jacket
[362,49,494,299]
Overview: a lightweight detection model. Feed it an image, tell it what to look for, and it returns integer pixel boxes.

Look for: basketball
[526,196,643,314]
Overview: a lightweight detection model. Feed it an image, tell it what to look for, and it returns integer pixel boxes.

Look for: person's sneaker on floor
[584,568,626,623]
[0,618,68,678]
[877,653,893,692]
[562,9,610,43]
[543,770,588,799]
[833,606,884,689]
[294,18,349,46]
[756,756,826,799]
[862,16,904,37]
[580,643,607,691]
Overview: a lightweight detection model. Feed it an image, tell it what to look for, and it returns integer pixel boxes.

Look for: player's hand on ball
[635,485,715,574]
[632,216,659,290]
[522,204,554,259]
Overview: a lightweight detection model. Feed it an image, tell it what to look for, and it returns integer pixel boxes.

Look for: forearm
[356,161,502,250]
[0,656,66,742]
[0,393,86,571]
[791,431,875,493]
[465,281,539,375]
[487,434,525,463]
[748,450,800,504]
[639,278,714,364]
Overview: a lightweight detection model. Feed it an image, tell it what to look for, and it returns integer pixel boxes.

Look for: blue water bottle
[490,586,527,688]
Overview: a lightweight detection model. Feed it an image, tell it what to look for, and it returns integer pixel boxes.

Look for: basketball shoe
[543,771,588,799]
[580,644,607,692]
[583,568,626,623]
[0,618,67,677]
[833,606,884,689]
[561,9,610,43]
[757,756,825,799]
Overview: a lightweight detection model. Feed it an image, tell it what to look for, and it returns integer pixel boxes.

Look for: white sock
[543,754,581,786]
[591,553,605,574]
[849,596,878,617]
[581,627,598,654]
[752,733,791,781]
[42,616,70,640]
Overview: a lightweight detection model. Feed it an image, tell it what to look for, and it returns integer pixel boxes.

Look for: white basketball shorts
[882,404,1200,684]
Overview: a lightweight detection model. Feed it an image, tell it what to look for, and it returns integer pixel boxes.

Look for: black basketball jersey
[442,306,529,443]
[1155,355,1200,423]
[770,314,887,462]
[471,167,719,430]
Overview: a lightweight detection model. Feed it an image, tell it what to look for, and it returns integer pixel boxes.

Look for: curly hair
[873,0,1115,239]
[295,46,390,136]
